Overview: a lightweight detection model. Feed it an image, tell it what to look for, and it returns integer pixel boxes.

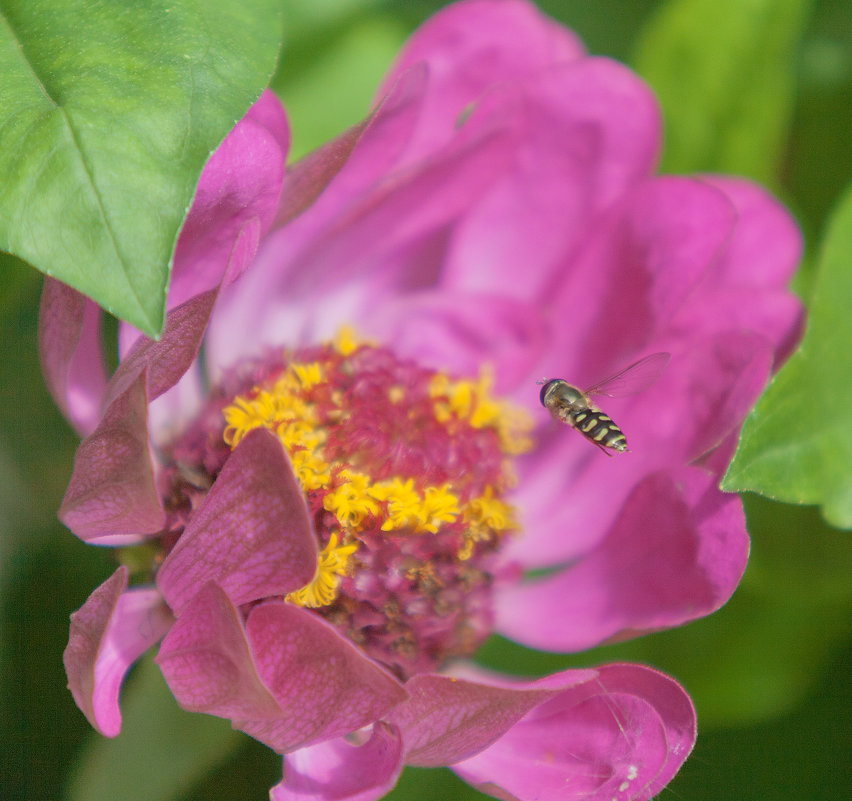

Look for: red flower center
[159,331,532,678]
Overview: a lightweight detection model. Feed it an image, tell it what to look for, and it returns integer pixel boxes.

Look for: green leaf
[67,655,244,801]
[0,0,282,337]
[723,184,852,528]
[633,0,813,184]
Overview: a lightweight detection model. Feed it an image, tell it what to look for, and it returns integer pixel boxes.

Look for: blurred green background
[2,0,852,799]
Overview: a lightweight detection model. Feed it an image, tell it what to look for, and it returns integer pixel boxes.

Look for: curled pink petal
[242,601,408,753]
[270,722,404,801]
[387,674,564,767]
[158,586,407,754]
[452,664,695,801]
[156,582,282,721]
[39,278,107,437]
[64,567,173,736]
[108,290,218,409]
[59,370,164,543]
[699,176,802,288]
[157,427,318,614]
[168,91,288,303]
[497,467,748,651]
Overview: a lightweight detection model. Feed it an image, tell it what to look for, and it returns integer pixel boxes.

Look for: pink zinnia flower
[41,1,802,799]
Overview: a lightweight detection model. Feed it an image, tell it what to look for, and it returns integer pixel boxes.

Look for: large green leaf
[633,0,813,184]
[723,185,852,527]
[0,0,282,337]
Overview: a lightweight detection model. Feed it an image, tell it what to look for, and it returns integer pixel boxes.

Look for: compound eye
[539,380,557,407]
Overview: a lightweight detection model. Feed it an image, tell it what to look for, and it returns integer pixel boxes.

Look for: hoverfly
[538,352,670,455]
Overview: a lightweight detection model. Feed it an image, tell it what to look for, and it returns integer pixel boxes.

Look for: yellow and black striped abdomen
[569,408,628,452]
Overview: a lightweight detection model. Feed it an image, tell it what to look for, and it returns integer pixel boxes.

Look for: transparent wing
[585,352,671,399]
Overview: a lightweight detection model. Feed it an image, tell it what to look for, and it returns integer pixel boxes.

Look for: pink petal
[378,0,584,160]
[59,370,164,543]
[108,289,217,409]
[242,601,408,753]
[368,290,548,392]
[543,176,737,384]
[270,722,404,801]
[38,278,107,437]
[386,674,564,767]
[672,176,804,364]
[168,90,289,302]
[146,359,207,444]
[699,176,803,288]
[443,57,661,303]
[274,65,426,230]
[496,467,748,651]
[206,95,516,373]
[157,587,407,754]
[118,91,289,355]
[64,567,173,737]
[452,664,695,801]
[156,582,283,721]
[157,427,318,614]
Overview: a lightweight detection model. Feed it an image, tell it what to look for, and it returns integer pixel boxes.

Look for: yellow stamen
[290,361,325,390]
[324,470,380,529]
[334,325,361,356]
[458,485,518,560]
[286,533,359,608]
[419,485,460,533]
[371,478,423,531]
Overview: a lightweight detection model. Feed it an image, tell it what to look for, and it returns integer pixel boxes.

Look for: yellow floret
[291,449,332,491]
[324,470,380,529]
[370,478,423,531]
[334,325,361,356]
[290,361,325,390]
[419,484,460,533]
[286,532,359,608]
[463,485,516,532]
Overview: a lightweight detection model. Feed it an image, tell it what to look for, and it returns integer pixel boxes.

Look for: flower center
[161,330,532,678]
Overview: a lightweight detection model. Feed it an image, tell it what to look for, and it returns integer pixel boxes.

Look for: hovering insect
[538,352,670,455]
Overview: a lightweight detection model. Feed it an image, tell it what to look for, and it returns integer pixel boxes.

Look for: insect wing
[585,352,670,399]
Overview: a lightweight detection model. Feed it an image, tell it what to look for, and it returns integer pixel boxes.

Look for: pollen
[286,532,359,608]
[211,336,534,676]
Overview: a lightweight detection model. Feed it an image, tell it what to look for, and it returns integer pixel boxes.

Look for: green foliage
[0,0,282,337]
[724,184,852,527]
[634,0,813,184]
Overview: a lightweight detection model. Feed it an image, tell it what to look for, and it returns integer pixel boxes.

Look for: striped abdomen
[568,408,627,452]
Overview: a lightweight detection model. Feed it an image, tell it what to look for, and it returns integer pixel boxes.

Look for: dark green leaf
[633,0,813,184]
[723,184,852,527]
[0,0,282,337]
